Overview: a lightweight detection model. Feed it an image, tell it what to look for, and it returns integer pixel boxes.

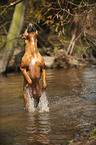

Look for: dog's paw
[41,86,47,91]
[28,79,32,85]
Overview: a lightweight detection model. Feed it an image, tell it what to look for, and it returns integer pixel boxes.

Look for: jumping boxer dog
[20,23,47,110]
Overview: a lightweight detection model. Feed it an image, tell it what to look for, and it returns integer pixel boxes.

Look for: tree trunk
[0,0,27,74]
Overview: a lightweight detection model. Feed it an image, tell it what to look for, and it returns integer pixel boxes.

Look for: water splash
[26,87,36,112]
[38,91,49,113]
[25,88,49,113]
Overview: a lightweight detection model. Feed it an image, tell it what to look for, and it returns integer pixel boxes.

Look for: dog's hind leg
[23,79,28,110]
[23,91,27,110]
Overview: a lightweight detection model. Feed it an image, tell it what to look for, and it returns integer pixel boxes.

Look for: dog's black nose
[27,23,36,33]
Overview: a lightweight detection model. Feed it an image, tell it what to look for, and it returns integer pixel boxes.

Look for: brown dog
[20,23,47,110]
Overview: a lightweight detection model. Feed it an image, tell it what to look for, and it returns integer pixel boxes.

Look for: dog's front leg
[42,68,47,90]
[20,67,32,85]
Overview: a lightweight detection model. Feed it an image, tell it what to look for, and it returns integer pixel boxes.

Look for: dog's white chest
[30,53,41,67]
[31,37,34,45]
[31,57,38,65]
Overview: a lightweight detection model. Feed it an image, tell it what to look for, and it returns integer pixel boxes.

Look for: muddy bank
[53,49,96,69]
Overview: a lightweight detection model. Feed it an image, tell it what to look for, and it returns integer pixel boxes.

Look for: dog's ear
[36,30,38,35]
[27,23,36,33]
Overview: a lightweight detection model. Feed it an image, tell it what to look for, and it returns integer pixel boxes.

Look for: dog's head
[27,23,36,33]
[21,23,38,39]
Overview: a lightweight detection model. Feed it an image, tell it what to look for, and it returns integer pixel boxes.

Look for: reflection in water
[26,113,50,144]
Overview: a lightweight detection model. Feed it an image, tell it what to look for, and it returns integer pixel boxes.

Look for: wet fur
[20,23,47,109]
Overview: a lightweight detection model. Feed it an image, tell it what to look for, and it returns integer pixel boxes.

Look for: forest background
[0,0,96,73]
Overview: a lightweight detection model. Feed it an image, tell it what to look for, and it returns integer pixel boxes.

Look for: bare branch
[10,0,23,6]
[0,21,10,29]
[0,0,23,16]
[65,0,96,8]
[0,5,10,16]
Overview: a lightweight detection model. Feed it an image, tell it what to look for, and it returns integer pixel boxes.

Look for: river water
[0,67,96,145]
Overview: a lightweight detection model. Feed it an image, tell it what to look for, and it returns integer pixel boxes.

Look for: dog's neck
[25,33,38,55]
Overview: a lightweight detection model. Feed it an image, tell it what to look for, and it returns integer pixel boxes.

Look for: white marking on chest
[31,37,34,45]
[34,47,36,52]
[30,54,41,67]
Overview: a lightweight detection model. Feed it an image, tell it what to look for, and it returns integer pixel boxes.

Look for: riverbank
[7,47,96,73]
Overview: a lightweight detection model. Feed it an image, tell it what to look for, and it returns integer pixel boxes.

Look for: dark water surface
[0,67,96,144]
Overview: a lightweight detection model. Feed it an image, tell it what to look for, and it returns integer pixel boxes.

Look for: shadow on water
[0,67,96,144]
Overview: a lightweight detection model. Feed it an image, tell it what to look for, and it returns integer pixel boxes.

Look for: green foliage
[26,0,49,23]
[0,0,96,58]
[69,140,74,144]
[93,128,96,133]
